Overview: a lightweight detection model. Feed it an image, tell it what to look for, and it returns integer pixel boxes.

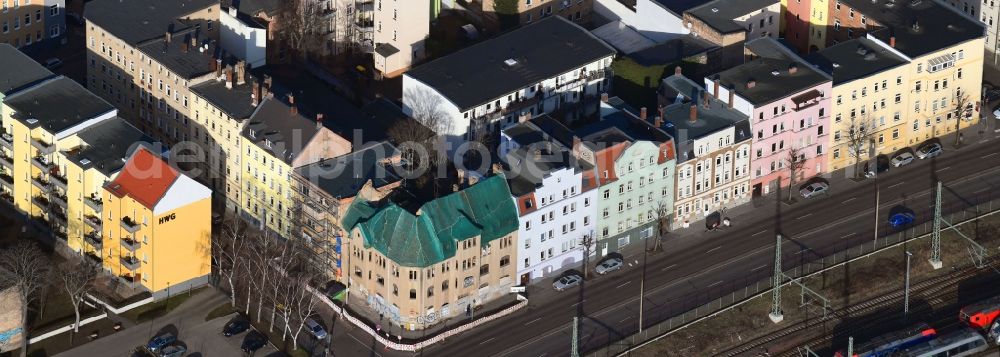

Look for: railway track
[717,258,999,357]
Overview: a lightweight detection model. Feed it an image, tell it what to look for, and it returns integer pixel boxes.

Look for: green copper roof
[341,174,518,268]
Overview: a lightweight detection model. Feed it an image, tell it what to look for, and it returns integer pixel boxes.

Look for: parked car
[993,104,1000,119]
[889,212,915,229]
[864,155,891,178]
[222,316,250,337]
[552,274,583,291]
[305,317,328,340]
[43,58,62,69]
[595,258,624,275]
[799,182,829,199]
[241,331,267,354]
[890,152,915,167]
[146,333,176,353]
[916,143,943,159]
[159,345,186,357]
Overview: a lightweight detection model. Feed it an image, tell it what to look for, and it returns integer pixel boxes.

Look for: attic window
[711,7,719,12]
[80,158,91,165]
[249,129,256,138]
[504,59,518,67]
[525,199,533,208]
[264,138,272,148]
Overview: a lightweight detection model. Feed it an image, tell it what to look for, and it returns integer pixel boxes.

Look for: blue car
[146,333,176,353]
[889,212,915,229]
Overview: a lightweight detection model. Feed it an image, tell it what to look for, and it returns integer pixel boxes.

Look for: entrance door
[520,273,530,286]
[752,183,763,197]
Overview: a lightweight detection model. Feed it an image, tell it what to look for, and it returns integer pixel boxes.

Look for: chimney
[600,92,609,103]
[674,66,682,76]
[181,42,188,53]
[713,79,720,98]
[264,75,273,91]
[190,33,198,48]
[889,36,896,48]
[689,104,698,123]
[702,91,710,108]
[640,107,647,120]
[225,67,234,89]
[492,163,503,175]
[572,135,581,151]
[251,80,260,106]
[788,63,798,74]
[215,58,223,78]
[165,31,172,44]
[288,94,297,115]
[746,80,756,89]
[316,113,324,129]
[236,61,246,85]
[728,90,735,108]
[654,116,663,128]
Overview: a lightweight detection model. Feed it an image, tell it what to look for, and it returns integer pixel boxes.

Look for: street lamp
[639,227,648,333]
[904,251,912,316]
[871,139,880,250]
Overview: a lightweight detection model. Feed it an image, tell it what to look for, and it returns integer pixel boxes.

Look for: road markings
[938,166,951,172]
[752,229,767,236]
[525,317,543,325]
[706,245,722,254]
[841,232,857,239]
[795,249,808,255]
[842,197,857,204]
[346,331,384,357]
[707,280,724,288]
[661,264,676,272]
[752,264,768,271]
[888,182,905,189]
[983,152,999,159]
[619,317,631,323]
[480,337,497,345]
[975,188,990,194]
[571,299,586,307]
[797,213,813,220]
[616,281,632,289]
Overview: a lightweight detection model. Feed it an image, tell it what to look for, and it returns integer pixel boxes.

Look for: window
[409,289,416,299]
[48,4,57,16]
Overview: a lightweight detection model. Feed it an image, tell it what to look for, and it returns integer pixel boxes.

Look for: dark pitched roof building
[85,0,217,45]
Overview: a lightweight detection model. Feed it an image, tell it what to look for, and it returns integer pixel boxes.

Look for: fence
[305,284,529,351]
[585,189,1000,356]
[27,312,108,344]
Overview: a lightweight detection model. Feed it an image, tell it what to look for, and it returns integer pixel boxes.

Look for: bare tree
[403,87,450,135]
[267,240,299,333]
[248,231,277,322]
[212,218,250,308]
[580,231,595,280]
[953,90,972,147]
[57,257,98,335]
[845,114,875,178]
[652,200,670,252]
[784,146,807,201]
[275,0,327,62]
[0,241,51,357]
[285,273,321,351]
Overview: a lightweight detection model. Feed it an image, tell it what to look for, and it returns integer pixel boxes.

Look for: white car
[595,258,623,275]
[916,143,943,159]
[890,152,915,167]
[553,274,583,291]
[799,182,829,199]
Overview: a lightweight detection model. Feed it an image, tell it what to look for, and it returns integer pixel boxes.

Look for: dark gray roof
[712,38,829,106]
[686,0,778,34]
[406,16,615,111]
[375,43,400,58]
[190,74,259,120]
[234,0,281,17]
[242,97,324,164]
[260,65,368,140]
[504,148,578,197]
[505,115,577,149]
[0,44,54,95]
[658,75,752,164]
[137,29,218,79]
[842,0,983,58]
[651,0,712,15]
[804,38,908,85]
[295,142,402,199]
[85,0,216,45]
[6,77,116,134]
[66,117,152,176]
[629,35,717,67]
[578,108,674,145]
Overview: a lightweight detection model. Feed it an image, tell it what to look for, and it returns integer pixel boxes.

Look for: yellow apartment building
[240,96,351,237]
[0,43,54,205]
[102,147,211,294]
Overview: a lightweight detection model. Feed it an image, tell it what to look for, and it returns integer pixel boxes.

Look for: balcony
[84,251,102,265]
[120,217,141,233]
[355,1,374,12]
[31,195,49,209]
[49,208,67,226]
[31,176,50,192]
[83,232,102,250]
[120,237,140,252]
[30,138,55,155]
[50,193,68,208]
[0,174,12,189]
[84,196,103,212]
[32,156,53,171]
[355,20,374,32]
[120,256,140,271]
[0,154,12,169]
[49,171,67,190]
[303,201,325,220]
[84,215,102,230]
[118,274,140,289]
[0,132,12,150]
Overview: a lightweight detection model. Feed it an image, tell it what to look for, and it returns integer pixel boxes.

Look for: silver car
[916,143,942,159]
[799,182,829,199]
[891,152,915,167]
[595,258,623,275]
[552,274,583,291]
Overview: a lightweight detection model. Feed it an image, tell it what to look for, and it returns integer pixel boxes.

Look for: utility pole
[769,234,784,323]
[571,316,579,357]
[873,140,880,250]
[904,251,912,316]
[639,230,648,333]
[930,181,943,269]
[848,336,854,357]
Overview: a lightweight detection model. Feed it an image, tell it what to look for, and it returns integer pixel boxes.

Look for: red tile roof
[105,147,179,209]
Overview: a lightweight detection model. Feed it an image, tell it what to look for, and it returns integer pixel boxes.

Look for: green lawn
[611,57,702,110]
[204,302,237,322]
[120,287,205,323]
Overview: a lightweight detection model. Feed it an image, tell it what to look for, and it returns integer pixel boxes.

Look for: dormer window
[264,138,272,148]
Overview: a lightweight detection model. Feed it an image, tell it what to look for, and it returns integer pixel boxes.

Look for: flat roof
[712,38,829,105]
[629,35,717,67]
[6,77,115,134]
[659,76,752,164]
[66,117,152,176]
[137,28,218,79]
[295,142,402,199]
[406,16,615,111]
[85,0,216,45]
[190,73,259,120]
[687,0,779,34]
[591,21,656,54]
[0,44,54,95]
[843,0,983,58]
[805,38,908,85]
[651,0,712,15]
[234,0,281,17]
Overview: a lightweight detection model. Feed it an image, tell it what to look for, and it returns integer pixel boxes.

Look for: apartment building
[292,142,402,281]
[102,147,211,295]
[340,174,518,331]
[403,16,614,149]
[780,0,831,53]
[576,99,675,256]
[710,38,832,197]
[475,0,593,28]
[805,38,911,172]
[499,115,597,285]
[682,0,779,69]
[0,43,53,202]
[0,0,65,51]
[659,73,752,226]
[361,0,431,77]
[240,95,352,237]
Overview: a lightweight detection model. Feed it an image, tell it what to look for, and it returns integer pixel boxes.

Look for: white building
[220,6,268,68]
[659,74,753,227]
[499,116,598,285]
[402,16,615,149]
[593,0,695,42]
[362,0,431,77]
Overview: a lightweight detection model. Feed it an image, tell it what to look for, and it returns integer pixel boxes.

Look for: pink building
[707,38,832,197]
